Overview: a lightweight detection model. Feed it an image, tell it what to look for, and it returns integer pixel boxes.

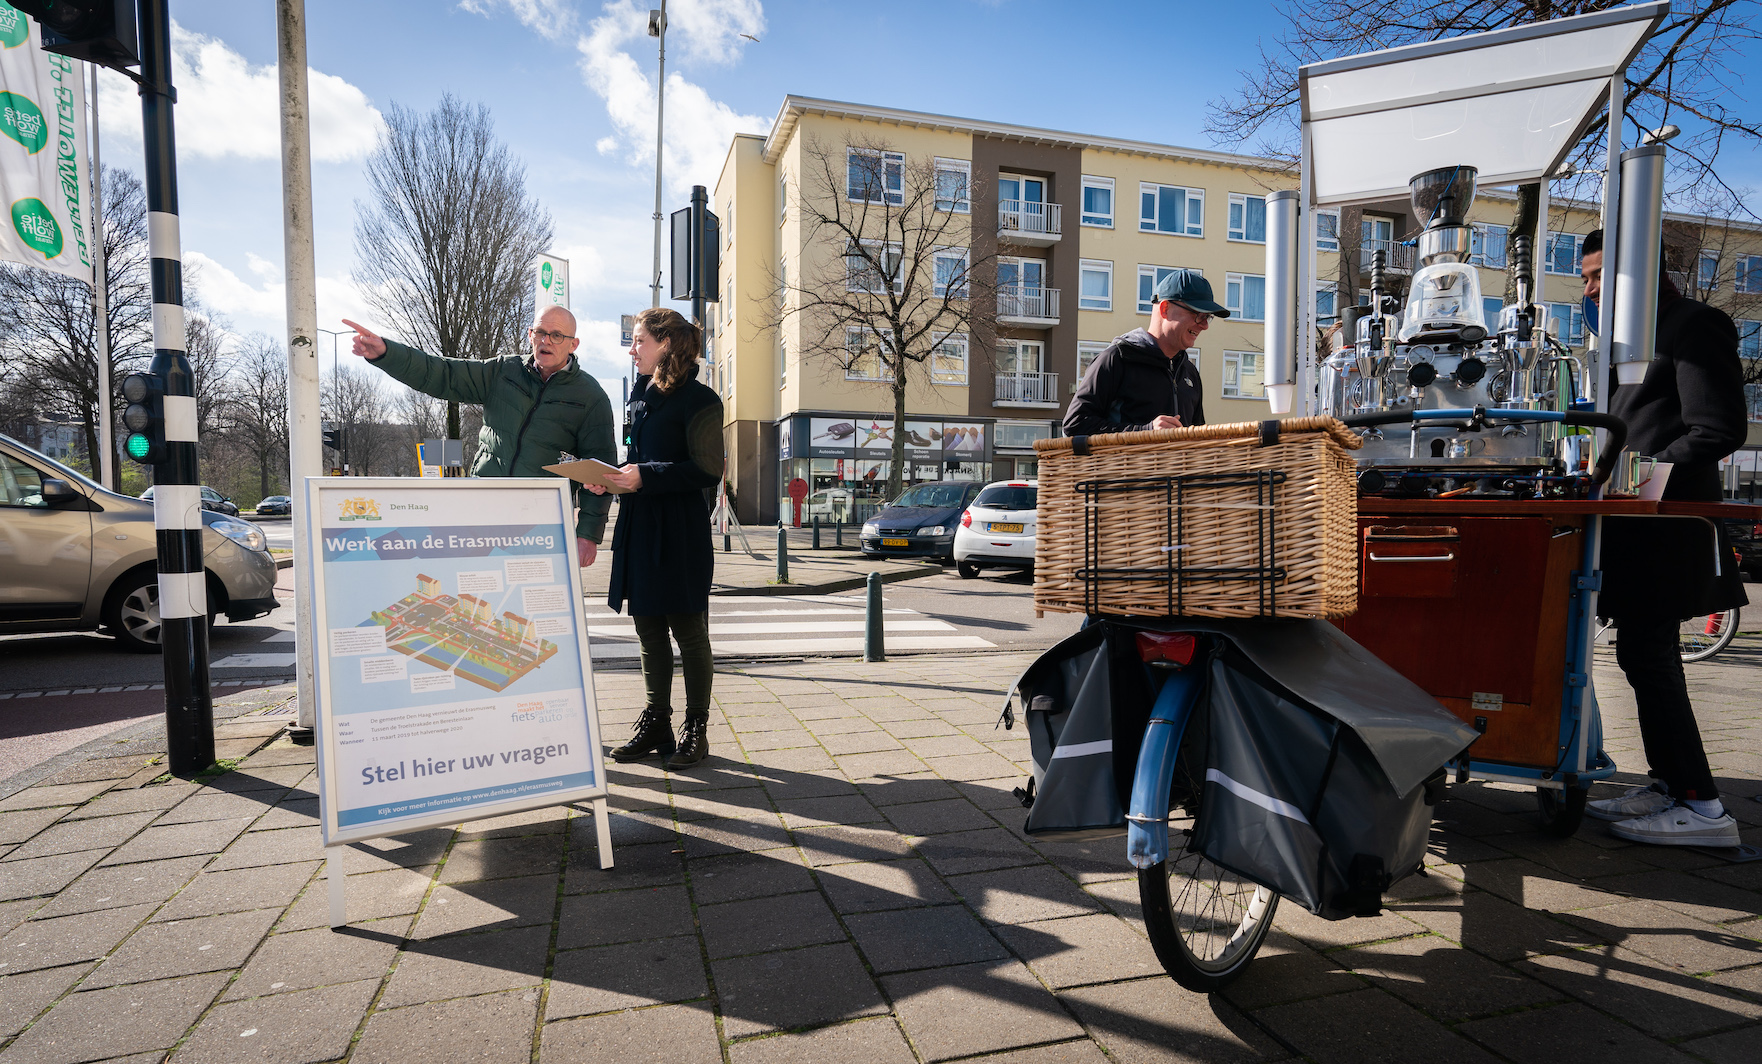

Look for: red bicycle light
[961,511,972,527]
[1136,631,1196,666]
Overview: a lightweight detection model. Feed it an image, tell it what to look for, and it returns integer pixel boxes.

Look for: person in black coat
[1580,229,1749,847]
[1064,268,1220,436]
[590,308,725,769]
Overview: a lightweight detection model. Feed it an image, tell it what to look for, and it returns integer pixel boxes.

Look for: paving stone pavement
[0,645,1758,1063]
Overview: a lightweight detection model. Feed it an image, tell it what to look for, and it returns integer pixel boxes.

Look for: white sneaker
[1586,783,1671,822]
[1608,804,1741,847]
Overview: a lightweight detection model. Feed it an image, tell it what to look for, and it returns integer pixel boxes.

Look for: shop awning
[1299,2,1669,206]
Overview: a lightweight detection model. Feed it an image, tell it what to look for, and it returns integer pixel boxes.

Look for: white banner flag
[0,4,93,283]
[535,253,569,311]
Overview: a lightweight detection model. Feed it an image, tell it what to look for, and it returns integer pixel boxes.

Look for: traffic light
[322,427,340,451]
[9,1,139,69]
[119,370,165,465]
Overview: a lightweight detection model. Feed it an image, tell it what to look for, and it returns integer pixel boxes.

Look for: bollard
[776,526,789,583]
[723,532,730,553]
[812,516,821,549]
[864,571,885,662]
[836,518,843,548]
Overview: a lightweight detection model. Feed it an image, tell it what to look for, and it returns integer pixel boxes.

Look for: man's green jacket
[370,339,617,542]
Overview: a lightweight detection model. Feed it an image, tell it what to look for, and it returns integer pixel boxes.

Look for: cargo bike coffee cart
[1008,2,1759,994]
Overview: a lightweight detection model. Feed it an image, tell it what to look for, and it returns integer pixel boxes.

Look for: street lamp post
[648,3,666,308]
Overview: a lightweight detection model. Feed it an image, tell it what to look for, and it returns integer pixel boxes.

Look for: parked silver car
[1,433,281,651]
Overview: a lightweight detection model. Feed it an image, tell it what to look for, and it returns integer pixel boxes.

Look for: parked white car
[953,479,1037,579]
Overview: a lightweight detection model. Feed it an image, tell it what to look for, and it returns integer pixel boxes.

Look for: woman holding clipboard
[589,308,725,768]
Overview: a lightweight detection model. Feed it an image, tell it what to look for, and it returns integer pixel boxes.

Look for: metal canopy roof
[1299,2,1669,207]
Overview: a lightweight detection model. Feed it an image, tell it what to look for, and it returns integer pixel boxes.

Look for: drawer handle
[1367,552,1456,563]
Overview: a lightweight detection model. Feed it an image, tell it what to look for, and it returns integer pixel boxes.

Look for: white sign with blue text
[303,478,608,854]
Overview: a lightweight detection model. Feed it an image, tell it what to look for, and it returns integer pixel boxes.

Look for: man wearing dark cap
[1064,269,1224,435]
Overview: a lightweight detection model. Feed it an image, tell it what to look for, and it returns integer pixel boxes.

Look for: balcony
[994,371,1061,408]
[997,287,1060,328]
[1358,238,1415,274]
[998,200,1062,247]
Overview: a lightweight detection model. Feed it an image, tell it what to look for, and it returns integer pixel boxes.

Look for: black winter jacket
[1599,295,1749,620]
[1063,329,1205,436]
[607,368,725,617]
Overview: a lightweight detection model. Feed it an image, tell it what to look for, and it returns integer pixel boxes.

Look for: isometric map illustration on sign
[366,571,560,693]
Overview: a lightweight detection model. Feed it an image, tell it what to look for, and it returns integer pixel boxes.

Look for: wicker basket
[1033,417,1361,619]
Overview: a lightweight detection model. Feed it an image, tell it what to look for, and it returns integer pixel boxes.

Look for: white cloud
[577,0,770,193]
[97,22,383,163]
[183,251,378,340]
[460,0,579,39]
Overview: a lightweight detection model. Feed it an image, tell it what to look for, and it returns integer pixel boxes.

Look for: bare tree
[1207,1,1762,301]
[327,363,392,475]
[762,135,996,501]
[352,95,553,441]
[0,165,153,486]
[226,332,291,500]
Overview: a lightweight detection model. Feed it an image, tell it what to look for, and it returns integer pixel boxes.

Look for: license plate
[990,522,1024,534]
[881,538,910,547]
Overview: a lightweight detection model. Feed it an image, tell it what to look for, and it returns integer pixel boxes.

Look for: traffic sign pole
[140,0,213,775]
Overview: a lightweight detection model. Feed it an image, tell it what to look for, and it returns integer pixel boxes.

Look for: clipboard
[545,458,634,494]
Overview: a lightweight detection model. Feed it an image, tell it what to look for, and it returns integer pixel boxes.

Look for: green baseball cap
[1151,268,1230,317]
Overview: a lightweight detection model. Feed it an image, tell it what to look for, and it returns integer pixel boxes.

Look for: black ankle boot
[611,706,676,762]
[665,717,709,769]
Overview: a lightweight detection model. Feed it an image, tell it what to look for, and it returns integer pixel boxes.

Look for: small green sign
[0,4,28,50]
[11,198,63,259]
[0,91,47,153]
[541,261,553,289]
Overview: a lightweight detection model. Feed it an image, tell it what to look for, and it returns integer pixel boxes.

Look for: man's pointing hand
[342,319,387,360]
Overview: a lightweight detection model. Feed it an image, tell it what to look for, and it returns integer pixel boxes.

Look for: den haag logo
[338,497,382,522]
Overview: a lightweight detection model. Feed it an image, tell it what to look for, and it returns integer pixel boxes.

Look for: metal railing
[994,371,1061,405]
[997,287,1061,321]
[1359,239,1415,272]
[998,199,1062,237]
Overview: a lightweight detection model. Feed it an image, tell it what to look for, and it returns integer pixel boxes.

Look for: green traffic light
[126,433,152,460]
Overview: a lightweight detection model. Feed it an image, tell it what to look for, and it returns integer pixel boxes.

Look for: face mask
[1582,296,1598,337]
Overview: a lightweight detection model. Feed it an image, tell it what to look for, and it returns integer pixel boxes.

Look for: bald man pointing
[343,306,617,567]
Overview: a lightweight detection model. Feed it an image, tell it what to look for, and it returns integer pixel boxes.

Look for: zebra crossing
[209,593,995,670]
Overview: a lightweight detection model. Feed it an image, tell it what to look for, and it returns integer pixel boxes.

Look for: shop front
[776,413,998,524]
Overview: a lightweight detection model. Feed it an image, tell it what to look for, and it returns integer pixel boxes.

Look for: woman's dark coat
[1599,295,1749,620]
[607,367,725,616]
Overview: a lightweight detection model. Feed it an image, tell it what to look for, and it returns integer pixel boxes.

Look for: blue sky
[85,0,1761,402]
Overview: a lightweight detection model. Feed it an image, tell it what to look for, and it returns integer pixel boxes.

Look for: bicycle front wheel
[1138,811,1280,993]
[1680,609,1740,663]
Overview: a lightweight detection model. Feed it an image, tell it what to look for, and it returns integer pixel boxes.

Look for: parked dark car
[860,481,983,560]
[255,495,292,516]
[140,484,239,516]
[1727,518,1761,579]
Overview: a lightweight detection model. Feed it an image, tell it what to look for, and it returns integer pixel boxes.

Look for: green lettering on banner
[0,3,27,49]
[0,91,47,154]
[11,198,63,259]
[541,261,553,288]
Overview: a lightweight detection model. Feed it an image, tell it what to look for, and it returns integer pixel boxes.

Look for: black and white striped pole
[140,0,213,775]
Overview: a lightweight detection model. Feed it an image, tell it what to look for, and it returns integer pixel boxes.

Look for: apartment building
[710,96,1762,524]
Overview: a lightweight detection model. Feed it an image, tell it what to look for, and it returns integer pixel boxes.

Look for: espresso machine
[1316,166,1595,497]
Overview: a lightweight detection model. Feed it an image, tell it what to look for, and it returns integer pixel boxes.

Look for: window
[1228,193,1267,243]
[0,453,46,507]
[1482,297,1505,332]
[935,158,971,213]
[1078,259,1113,311]
[931,333,968,385]
[1137,264,1181,314]
[1315,209,1340,252]
[1225,272,1266,321]
[847,148,903,205]
[845,241,903,294]
[1737,254,1762,295]
[778,337,787,390]
[1546,301,1586,345]
[1748,383,1762,423]
[1544,233,1584,275]
[1316,284,1338,325]
[1078,340,1108,379]
[997,339,1044,376]
[1081,176,1114,228]
[778,170,787,221]
[844,328,894,381]
[1139,182,1204,236]
[1738,319,1761,361]
[1698,249,1720,292]
[725,203,733,246]
[932,248,970,299]
[1221,351,1264,399]
[1471,224,1508,269]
